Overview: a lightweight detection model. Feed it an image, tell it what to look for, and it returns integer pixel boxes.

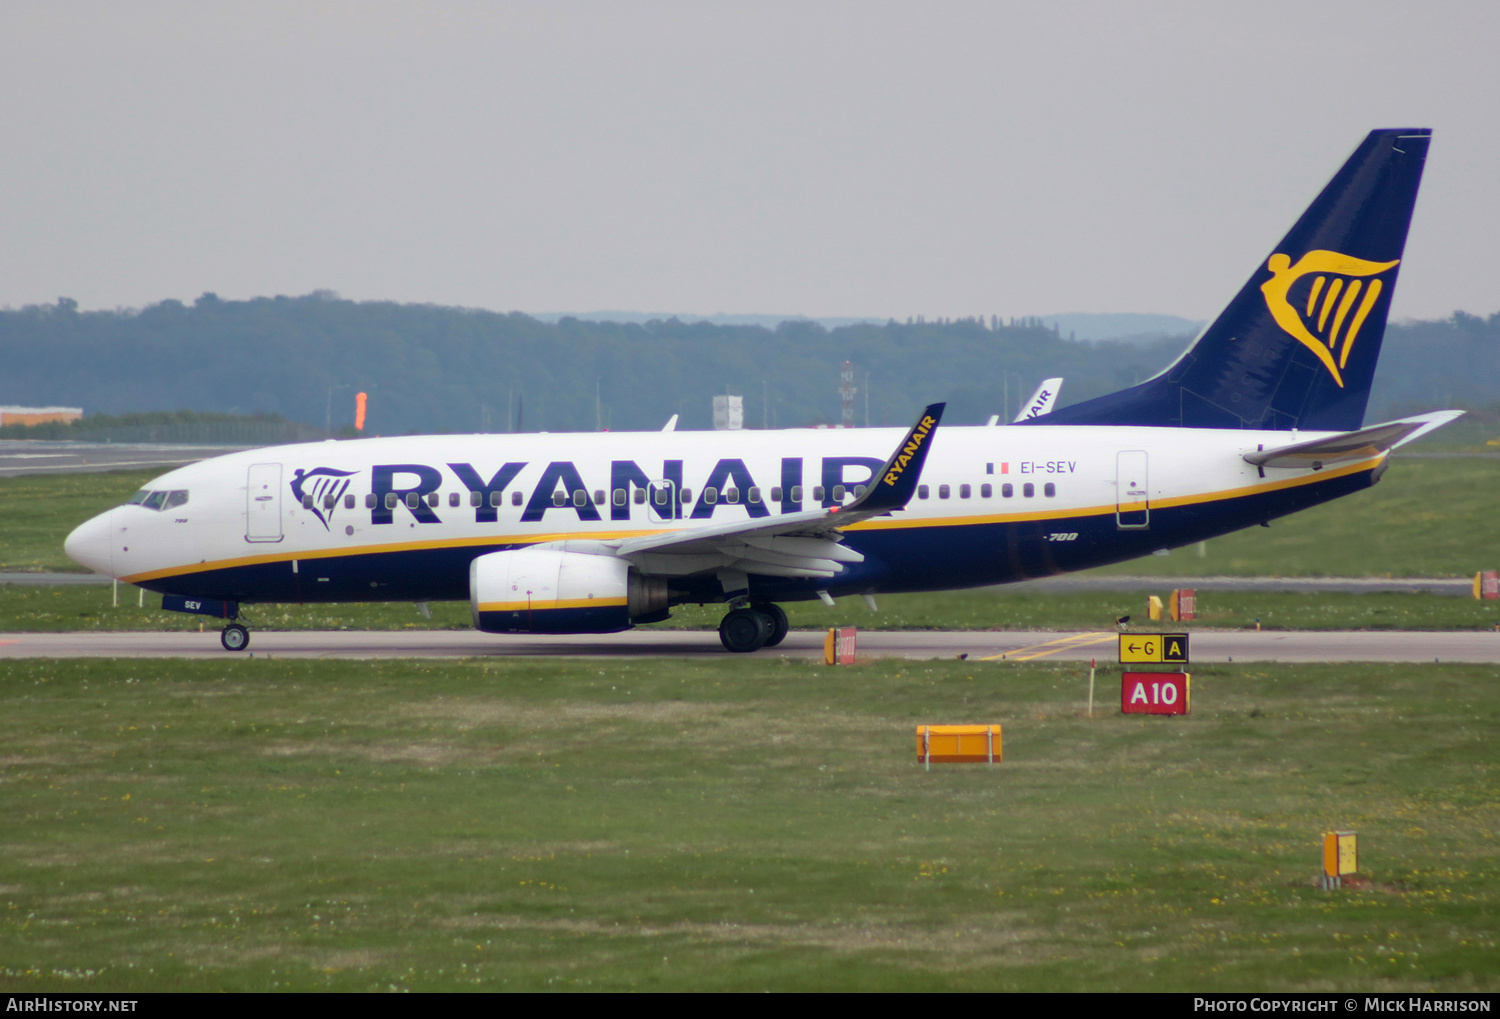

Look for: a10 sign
[1121,672,1191,715]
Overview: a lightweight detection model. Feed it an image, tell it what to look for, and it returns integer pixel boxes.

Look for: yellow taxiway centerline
[979,631,1117,662]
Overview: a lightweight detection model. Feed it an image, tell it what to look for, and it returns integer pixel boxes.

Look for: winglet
[844,402,944,515]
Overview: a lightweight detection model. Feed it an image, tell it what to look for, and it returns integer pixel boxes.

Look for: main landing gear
[718,603,789,653]
[220,623,251,652]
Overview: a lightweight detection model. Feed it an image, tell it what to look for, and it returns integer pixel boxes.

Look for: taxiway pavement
[1,628,1496,662]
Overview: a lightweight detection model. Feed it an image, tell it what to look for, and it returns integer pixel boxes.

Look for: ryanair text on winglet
[883,415,937,487]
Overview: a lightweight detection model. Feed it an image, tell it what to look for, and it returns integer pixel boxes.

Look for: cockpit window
[130,489,189,511]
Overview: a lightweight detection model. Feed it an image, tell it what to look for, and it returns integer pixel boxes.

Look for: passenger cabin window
[1044,483,1056,498]
[573,490,588,507]
[748,487,761,504]
[427,492,440,508]
[385,493,398,509]
[725,488,739,504]
[633,489,646,504]
[703,487,718,505]
[552,490,567,507]
[511,491,523,506]
[1002,483,1014,498]
[301,494,314,509]
[613,489,626,506]
[1023,483,1035,498]
[406,493,420,509]
[324,494,336,509]
[344,494,355,509]
[490,491,502,508]
[981,483,992,498]
[470,491,482,507]
[938,484,950,500]
[959,484,971,499]
[653,488,668,506]
[680,489,693,504]
[854,485,866,498]
[917,485,929,499]
[448,492,460,508]
[593,489,605,505]
[812,486,825,501]
[832,485,845,501]
[366,493,377,509]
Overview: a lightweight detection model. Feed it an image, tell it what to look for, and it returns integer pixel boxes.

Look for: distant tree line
[0,293,1493,435]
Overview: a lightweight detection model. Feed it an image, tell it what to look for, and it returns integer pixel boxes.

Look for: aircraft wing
[1243,410,1463,470]
[606,403,944,580]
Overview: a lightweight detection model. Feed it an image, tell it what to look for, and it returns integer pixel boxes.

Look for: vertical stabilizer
[1037,129,1430,431]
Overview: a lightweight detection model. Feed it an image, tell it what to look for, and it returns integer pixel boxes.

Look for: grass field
[0,657,1494,992]
[5,583,1500,634]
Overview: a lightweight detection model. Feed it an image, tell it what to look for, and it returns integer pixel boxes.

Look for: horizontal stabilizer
[1243,410,1463,469]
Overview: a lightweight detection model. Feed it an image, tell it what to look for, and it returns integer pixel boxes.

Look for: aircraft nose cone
[64,510,115,576]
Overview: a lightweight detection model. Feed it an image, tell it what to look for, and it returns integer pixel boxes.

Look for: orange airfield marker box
[915,725,1002,765]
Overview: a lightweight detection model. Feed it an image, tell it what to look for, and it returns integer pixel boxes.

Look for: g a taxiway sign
[1118,633,1190,664]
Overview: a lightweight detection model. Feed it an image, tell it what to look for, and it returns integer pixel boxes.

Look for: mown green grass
[5,584,1500,634]
[0,657,1494,991]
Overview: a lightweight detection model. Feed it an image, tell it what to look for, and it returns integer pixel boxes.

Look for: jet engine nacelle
[470,548,668,634]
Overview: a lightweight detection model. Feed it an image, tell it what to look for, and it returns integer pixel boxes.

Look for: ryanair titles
[883,415,937,488]
[321,456,891,527]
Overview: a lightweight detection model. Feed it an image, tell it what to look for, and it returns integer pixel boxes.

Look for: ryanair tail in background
[1038,129,1431,432]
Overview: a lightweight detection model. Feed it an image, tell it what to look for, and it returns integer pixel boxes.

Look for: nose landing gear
[717,602,789,653]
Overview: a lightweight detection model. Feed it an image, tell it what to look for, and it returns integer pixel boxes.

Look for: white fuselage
[65,422,1378,607]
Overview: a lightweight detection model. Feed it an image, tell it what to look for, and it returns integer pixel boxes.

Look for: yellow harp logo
[1259,250,1399,388]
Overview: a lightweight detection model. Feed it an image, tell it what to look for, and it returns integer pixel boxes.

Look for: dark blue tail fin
[1036,129,1430,431]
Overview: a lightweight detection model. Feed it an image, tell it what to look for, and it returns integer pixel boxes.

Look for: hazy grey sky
[1,1,1495,321]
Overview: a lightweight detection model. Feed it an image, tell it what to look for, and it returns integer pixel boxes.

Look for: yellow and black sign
[1118,633,1189,664]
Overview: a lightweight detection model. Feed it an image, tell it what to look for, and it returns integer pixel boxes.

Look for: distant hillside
[0,295,1491,435]
[1040,313,1204,343]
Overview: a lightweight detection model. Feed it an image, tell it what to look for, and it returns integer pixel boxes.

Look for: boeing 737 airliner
[65,129,1458,652]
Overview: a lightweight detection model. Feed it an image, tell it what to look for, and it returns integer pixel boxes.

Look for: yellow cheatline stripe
[119,526,663,583]
[848,454,1381,531]
[120,454,1385,584]
[978,631,1117,662]
[476,597,627,612]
